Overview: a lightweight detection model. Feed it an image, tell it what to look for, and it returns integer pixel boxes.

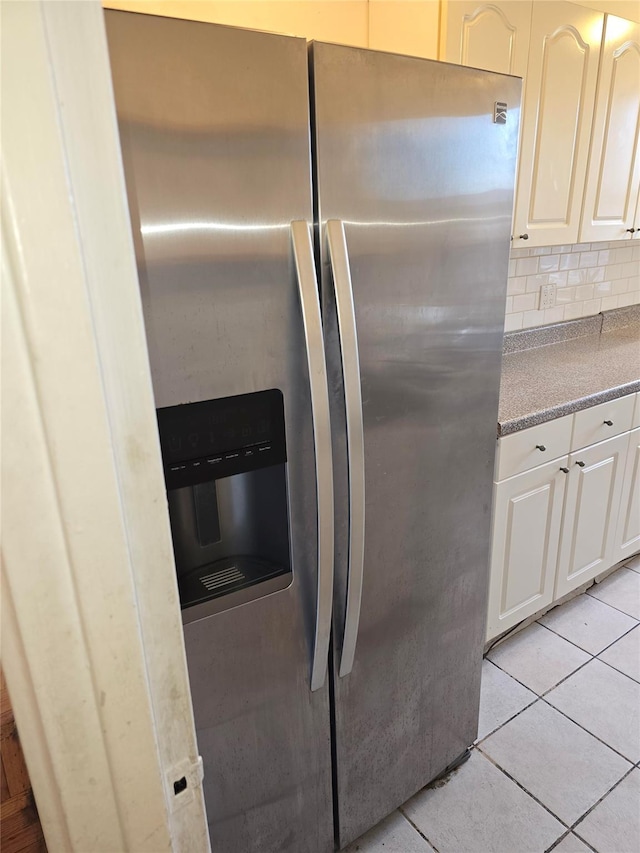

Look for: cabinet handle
[576,460,586,467]
[626,228,636,234]
[519,233,529,240]
[560,467,569,473]
[604,419,613,426]
[536,444,546,451]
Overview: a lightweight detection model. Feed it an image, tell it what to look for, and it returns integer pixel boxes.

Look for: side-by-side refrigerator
[105,11,520,852]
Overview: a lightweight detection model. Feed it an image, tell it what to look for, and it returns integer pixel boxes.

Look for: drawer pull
[560,467,569,473]
[576,460,586,467]
[604,420,613,426]
[535,444,546,452]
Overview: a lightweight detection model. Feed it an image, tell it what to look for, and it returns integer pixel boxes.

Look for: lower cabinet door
[556,432,630,598]
[487,457,569,641]
[613,426,640,562]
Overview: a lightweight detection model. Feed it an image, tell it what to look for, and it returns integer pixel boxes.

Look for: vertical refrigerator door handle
[291,221,334,692]
[326,220,365,678]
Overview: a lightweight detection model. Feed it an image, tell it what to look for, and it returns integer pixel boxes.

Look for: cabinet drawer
[496,416,573,480]
[571,395,635,450]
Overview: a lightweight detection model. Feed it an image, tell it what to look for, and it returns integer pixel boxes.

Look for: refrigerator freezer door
[105,13,333,853]
[311,43,521,847]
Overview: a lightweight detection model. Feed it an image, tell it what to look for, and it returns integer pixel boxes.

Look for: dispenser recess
[157,390,292,621]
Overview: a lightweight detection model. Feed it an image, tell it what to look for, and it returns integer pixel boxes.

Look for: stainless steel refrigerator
[105,11,520,852]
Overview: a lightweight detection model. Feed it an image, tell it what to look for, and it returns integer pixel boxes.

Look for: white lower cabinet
[555,432,629,599]
[614,427,640,562]
[487,457,568,640]
[488,402,640,642]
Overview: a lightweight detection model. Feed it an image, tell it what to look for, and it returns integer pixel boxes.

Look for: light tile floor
[346,558,640,853]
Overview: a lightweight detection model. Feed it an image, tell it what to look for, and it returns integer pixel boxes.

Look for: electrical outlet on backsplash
[504,240,640,332]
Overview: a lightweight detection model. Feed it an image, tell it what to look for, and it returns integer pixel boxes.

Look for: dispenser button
[206,456,222,465]
[258,444,272,453]
[225,452,239,460]
[169,464,187,472]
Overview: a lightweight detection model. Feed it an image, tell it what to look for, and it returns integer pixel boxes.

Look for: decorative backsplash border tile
[505,240,640,331]
[503,305,640,354]
[502,315,601,353]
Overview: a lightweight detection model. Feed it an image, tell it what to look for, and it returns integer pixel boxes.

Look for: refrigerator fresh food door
[105,13,334,853]
[310,42,521,847]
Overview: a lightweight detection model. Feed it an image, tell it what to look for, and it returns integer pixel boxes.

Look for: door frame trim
[1,3,209,849]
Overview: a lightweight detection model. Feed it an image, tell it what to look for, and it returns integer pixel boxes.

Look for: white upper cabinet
[513,3,604,247]
[444,2,608,248]
[443,1,532,78]
[580,16,640,242]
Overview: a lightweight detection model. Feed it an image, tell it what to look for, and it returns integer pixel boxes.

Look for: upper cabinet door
[443,1,532,78]
[580,16,640,243]
[513,2,603,247]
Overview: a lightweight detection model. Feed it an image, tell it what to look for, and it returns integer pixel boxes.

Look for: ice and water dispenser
[157,390,292,621]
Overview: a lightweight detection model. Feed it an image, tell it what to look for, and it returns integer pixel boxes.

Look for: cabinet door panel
[556,432,629,598]
[513,2,603,247]
[614,427,640,560]
[581,17,640,242]
[487,458,568,641]
[444,1,532,78]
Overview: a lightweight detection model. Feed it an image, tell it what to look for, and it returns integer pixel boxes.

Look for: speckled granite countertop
[498,306,640,436]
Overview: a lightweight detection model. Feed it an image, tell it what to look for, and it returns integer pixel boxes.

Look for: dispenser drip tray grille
[179,555,288,609]
[200,566,245,591]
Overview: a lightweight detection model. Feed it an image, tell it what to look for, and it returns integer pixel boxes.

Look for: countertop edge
[497,380,640,437]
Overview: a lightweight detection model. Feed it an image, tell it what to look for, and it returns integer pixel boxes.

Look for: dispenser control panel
[157,389,286,490]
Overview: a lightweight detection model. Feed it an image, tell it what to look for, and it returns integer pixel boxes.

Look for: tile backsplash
[505,240,640,332]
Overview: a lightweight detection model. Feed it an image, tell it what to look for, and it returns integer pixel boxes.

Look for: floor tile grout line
[487,562,639,659]
[588,568,640,608]
[533,618,640,687]
[538,694,636,765]
[478,685,634,810]
[535,619,599,655]
[535,615,639,659]
[474,694,539,746]
[585,578,640,621]
[480,740,634,843]
[545,828,598,853]
[596,652,640,685]
[487,649,594,701]
[404,734,631,853]
[391,562,640,853]
[476,744,572,831]
[481,650,637,832]
[397,807,441,853]
[487,619,640,704]
[584,595,640,623]
[570,763,638,846]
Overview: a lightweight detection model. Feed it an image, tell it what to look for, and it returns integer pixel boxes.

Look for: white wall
[103,0,442,58]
